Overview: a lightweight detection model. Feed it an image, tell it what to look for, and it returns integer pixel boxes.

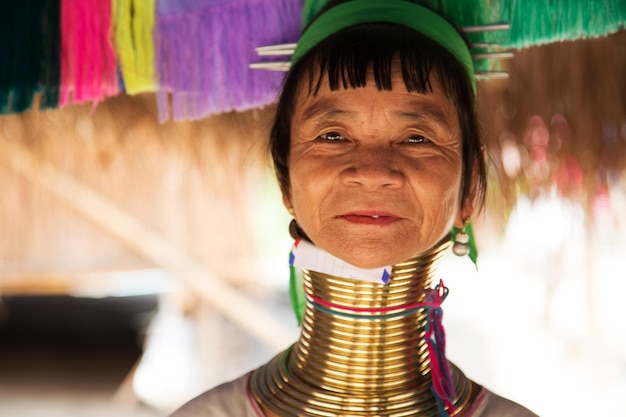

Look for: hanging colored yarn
[39,0,62,109]
[0,0,623,116]
[112,0,157,95]
[425,280,456,417]
[299,1,626,77]
[289,263,306,326]
[60,0,119,106]
[153,0,302,122]
[301,0,328,26]
[0,0,60,114]
[506,0,626,49]
[301,0,626,48]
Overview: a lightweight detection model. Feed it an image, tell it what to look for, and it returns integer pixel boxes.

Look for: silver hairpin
[472,52,514,60]
[475,71,510,80]
[471,42,502,49]
[249,61,292,71]
[255,43,297,54]
[254,23,510,55]
[250,23,513,79]
[461,23,510,33]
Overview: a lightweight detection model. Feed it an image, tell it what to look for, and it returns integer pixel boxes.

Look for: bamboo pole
[0,136,296,351]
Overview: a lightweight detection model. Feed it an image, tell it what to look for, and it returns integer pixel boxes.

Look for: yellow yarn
[112,0,156,94]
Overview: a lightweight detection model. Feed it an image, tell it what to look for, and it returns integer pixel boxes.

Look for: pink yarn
[425,280,457,416]
[60,0,119,106]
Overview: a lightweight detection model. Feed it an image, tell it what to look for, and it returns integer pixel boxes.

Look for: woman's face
[284,66,467,268]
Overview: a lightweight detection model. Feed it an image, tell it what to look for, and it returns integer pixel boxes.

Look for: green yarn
[0,2,35,113]
[289,264,306,326]
[38,0,61,109]
[302,0,626,46]
[302,0,329,26]
[506,0,626,49]
[299,0,626,77]
[0,0,60,114]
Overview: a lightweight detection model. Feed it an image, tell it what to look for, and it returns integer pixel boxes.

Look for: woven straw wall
[0,94,275,292]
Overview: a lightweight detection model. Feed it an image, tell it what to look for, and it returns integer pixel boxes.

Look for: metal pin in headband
[251,23,513,80]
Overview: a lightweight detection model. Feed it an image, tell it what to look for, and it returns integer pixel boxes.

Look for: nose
[340,145,405,189]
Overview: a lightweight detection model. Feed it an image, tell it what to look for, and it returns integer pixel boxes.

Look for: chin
[316,235,423,269]
[341,249,412,269]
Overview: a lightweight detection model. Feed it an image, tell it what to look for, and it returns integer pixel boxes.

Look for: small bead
[453,241,470,256]
[455,232,470,245]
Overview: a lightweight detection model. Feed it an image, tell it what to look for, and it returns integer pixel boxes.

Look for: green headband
[292,0,476,92]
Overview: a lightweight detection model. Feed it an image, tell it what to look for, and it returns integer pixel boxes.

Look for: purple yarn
[155,0,302,122]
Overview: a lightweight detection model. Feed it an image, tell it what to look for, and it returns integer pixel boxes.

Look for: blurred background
[1,11,625,417]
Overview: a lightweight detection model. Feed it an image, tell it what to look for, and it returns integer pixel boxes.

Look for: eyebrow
[300,98,355,122]
[395,106,450,127]
[299,96,452,127]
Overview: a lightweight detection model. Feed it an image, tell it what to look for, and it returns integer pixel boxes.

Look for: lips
[337,211,402,225]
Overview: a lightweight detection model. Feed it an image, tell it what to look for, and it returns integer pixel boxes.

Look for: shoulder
[169,373,256,417]
[467,388,540,417]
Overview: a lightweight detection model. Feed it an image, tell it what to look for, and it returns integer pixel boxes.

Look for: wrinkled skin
[283,65,474,268]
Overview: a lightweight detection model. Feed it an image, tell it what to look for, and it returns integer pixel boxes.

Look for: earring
[289,219,301,240]
[289,218,311,241]
[287,207,299,240]
[452,223,470,257]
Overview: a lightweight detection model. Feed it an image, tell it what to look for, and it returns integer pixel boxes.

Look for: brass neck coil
[252,238,473,416]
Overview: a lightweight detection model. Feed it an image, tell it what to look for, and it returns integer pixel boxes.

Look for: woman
[172,0,539,415]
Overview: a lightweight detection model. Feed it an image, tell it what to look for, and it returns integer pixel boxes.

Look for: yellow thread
[113,0,156,94]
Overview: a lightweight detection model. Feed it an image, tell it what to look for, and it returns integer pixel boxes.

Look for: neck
[252,238,476,416]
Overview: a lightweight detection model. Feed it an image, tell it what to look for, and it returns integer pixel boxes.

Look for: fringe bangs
[297,23,470,101]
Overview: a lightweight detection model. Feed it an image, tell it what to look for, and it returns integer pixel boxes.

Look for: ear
[453,201,474,228]
[453,161,480,228]
[282,192,294,215]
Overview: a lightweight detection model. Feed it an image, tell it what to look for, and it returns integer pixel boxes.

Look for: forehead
[292,63,459,126]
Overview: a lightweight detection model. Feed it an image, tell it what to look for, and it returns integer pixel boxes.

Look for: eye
[407,134,431,144]
[318,131,346,142]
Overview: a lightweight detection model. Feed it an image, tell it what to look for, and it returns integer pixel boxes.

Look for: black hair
[270,4,486,212]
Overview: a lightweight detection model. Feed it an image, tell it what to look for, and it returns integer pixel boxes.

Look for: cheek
[437,188,461,227]
[288,154,333,208]
[437,167,462,204]
[439,176,463,227]
[418,165,462,223]
[288,165,321,221]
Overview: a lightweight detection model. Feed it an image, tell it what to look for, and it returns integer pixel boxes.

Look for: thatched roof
[0,93,275,291]
[478,30,625,220]
[0,30,624,287]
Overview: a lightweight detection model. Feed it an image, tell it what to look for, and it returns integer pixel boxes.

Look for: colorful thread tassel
[289,263,306,327]
[425,280,456,416]
[0,0,60,113]
[112,0,157,94]
[60,0,119,106]
[154,0,302,122]
[1,1,623,117]
[507,0,626,49]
